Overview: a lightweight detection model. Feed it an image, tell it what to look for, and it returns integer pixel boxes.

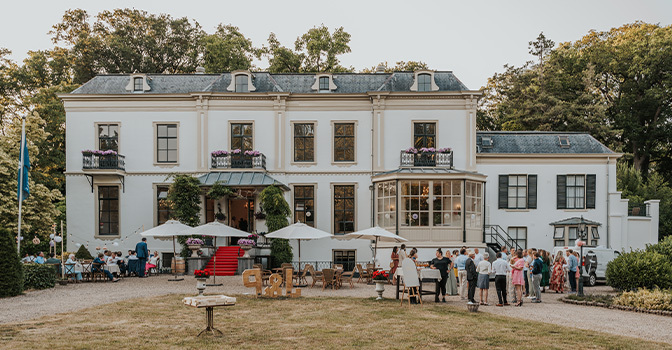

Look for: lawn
[0,295,669,350]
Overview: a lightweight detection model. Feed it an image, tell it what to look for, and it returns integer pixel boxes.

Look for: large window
[333,250,356,271]
[413,122,435,149]
[507,227,527,249]
[294,185,315,227]
[319,77,330,91]
[498,175,537,210]
[157,186,172,225]
[294,123,315,162]
[334,185,355,234]
[156,124,178,163]
[98,124,119,152]
[401,181,430,226]
[557,174,596,209]
[333,123,355,162]
[465,181,483,228]
[235,74,248,92]
[432,180,462,226]
[376,181,397,229]
[417,73,432,92]
[98,186,119,236]
[231,123,253,151]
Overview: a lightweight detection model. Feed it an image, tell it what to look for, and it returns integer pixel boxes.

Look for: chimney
[195,66,205,74]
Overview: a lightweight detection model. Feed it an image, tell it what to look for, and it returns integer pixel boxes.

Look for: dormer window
[559,136,570,148]
[133,77,143,92]
[417,74,431,92]
[235,74,248,92]
[227,70,256,92]
[125,74,150,93]
[481,136,493,148]
[319,77,330,92]
[311,74,336,92]
[410,70,439,92]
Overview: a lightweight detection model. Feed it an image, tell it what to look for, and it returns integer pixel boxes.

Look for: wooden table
[395,268,441,302]
[183,295,236,337]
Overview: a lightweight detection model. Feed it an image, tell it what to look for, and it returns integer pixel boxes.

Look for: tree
[528,32,555,90]
[167,174,201,227]
[265,33,303,73]
[202,24,259,73]
[259,185,293,266]
[0,228,24,297]
[74,244,93,260]
[360,61,429,73]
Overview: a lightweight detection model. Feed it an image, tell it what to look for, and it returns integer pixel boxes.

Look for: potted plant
[214,212,226,221]
[372,270,389,299]
[403,147,418,154]
[194,269,210,295]
[185,238,204,258]
[237,238,256,258]
[254,211,266,220]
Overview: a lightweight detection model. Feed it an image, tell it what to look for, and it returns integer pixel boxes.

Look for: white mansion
[61,69,659,269]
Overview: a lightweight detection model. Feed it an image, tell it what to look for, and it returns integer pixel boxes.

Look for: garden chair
[81,260,93,282]
[253,264,271,285]
[340,268,355,289]
[91,262,107,282]
[321,268,337,290]
[64,263,77,283]
[356,264,369,283]
[306,264,322,288]
[147,258,160,276]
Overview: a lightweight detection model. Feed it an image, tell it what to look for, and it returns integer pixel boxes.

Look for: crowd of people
[391,244,581,306]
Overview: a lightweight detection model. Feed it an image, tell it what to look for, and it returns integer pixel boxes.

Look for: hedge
[614,289,672,311]
[0,228,24,297]
[23,263,57,290]
[606,249,672,291]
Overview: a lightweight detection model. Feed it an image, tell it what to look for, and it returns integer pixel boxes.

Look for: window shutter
[557,175,566,209]
[586,174,596,209]
[498,175,508,209]
[527,175,537,209]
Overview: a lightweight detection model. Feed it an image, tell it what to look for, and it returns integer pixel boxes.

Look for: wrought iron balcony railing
[82,154,125,171]
[628,202,649,217]
[211,153,267,170]
[400,151,453,167]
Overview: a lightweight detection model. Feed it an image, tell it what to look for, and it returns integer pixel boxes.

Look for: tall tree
[265,33,303,73]
[202,24,259,73]
[360,61,429,73]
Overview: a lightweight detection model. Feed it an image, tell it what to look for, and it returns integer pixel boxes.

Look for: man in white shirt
[492,252,509,306]
[473,248,484,266]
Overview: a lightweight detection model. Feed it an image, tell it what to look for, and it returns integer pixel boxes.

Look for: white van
[552,246,621,287]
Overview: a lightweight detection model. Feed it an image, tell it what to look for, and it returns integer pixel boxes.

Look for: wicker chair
[253,264,271,285]
[340,268,355,289]
[356,264,369,283]
[321,268,337,290]
[305,264,322,288]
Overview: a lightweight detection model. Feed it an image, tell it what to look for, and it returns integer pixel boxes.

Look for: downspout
[606,156,610,248]
[396,179,399,235]
[482,182,486,244]
[463,179,467,243]
[370,96,376,228]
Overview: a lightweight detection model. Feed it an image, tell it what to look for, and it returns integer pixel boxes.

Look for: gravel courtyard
[2,275,671,345]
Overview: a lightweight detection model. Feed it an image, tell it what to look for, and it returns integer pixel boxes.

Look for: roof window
[559,136,570,148]
[481,136,493,148]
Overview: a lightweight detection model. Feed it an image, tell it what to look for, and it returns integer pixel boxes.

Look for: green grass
[0,295,670,350]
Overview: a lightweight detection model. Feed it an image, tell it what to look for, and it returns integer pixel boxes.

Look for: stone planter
[240,244,253,258]
[196,278,207,295]
[374,280,386,300]
[188,244,201,258]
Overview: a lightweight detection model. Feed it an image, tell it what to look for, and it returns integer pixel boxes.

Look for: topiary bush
[606,249,672,291]
[0,228,24,297]
[23,264,56,290]
[74,244,93,260]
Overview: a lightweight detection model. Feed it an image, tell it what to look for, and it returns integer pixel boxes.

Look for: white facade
[61,71,659,269]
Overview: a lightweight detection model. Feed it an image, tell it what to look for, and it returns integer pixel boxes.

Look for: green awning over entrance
[198,172,289,190]
[549,217,602,226]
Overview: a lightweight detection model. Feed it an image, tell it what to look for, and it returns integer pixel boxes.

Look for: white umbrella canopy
[344,226,407,269]
[179,221,250,238]
[266,223,331,283]
[140,220,192,238]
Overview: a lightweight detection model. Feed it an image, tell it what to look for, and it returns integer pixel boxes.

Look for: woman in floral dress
[549,253,566,293]
[511,250,525,306]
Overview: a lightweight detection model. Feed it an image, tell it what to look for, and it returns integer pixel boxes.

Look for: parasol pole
[206,237,222,286]
[61,220,65,280]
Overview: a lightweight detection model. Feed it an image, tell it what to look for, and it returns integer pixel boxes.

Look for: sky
[2,0,671,90]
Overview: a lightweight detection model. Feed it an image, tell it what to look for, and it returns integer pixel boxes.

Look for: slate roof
[198,171,288,190]
[70,71,469,94]
[476,132,614,154]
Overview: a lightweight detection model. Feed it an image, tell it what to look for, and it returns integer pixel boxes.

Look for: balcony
[628,202,649,217]
[400,150,453,168]
[211,152,266,170]
[82,153,125,171]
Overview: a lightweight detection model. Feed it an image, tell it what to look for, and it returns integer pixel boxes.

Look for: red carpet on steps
[204,246,243,276]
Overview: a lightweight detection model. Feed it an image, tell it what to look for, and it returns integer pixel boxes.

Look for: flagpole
[17,116,26,256]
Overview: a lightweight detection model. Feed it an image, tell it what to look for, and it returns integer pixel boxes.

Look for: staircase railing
[484,225,523,252]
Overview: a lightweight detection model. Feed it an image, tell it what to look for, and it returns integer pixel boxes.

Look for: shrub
[0,228,24,297]
[270,238,293,268]
[23,263,56,290]
[606,249,672,291]
[614,289,672,311]
[647,235,672,263]
[74,244,93,260]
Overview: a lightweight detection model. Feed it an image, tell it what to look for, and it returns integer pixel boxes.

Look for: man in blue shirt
[500,246,508,261]
[566,249,578,293]
[455,248,468,300]
[531,252,543,302]
[34,252,45,264]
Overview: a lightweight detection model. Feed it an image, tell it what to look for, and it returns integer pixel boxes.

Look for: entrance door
[228,197,255,244]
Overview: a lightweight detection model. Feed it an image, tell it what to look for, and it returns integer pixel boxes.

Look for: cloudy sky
[2,0,671,89]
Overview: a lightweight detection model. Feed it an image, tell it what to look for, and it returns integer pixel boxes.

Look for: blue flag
[17,134,30,201]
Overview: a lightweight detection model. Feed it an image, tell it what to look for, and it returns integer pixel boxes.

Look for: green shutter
[586,174,596,209]
[527,175,537,209]
[499,175,508,209]
[557,175,566,209]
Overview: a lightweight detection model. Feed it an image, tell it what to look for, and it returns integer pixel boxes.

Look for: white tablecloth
[395,268,441,280]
